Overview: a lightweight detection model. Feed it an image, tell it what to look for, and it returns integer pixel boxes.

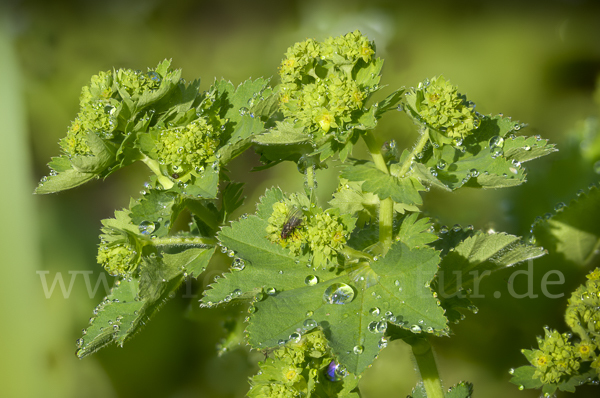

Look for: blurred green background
[1,0,600,397]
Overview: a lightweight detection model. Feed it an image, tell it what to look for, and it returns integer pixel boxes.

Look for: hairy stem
[411,337,444,398]
[397,128,430,177]
[141,155,174,190]
[363,131,393,253]
[304,164,317,199]
[152,236,217,247]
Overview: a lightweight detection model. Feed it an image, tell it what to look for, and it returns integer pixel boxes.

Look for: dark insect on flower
[281,209,303,240]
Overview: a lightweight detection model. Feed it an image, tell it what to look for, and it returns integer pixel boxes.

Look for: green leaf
[77,246,214,358]
[374,88,404,118]
[221,182,245,218]
[407,382,427,398]
[533,184,600,265]
[253,121,309,145]
[202,188,447,375]
[410,116,555,191]
[34,166,97,194]
[509,365,544,390]
[341,162,424,205]
[434,231,545,297]
[446,381,474,398]
[130,189,183,238]
[35,132,119,194]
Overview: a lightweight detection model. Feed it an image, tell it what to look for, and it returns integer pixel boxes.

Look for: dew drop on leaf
[489,135,504,148]
[410,325,422,333]
[305,275,319,286]
[378,337,388,349]
[265,287,277,296]
[305,310,313,317]
[436,159,447,170]
[370,307,380,316]
[138,221,156,235]
[231,258,246,271]
[289,332,301,343]
[303,319,317,329]
[353,345,364,354]
[323,283,355,305]
[325,360,347,382]
[554,202,566,212]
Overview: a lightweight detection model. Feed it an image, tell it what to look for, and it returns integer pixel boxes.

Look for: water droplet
[305,275,319,286]
[452,224,462,232]
[303,319,317,329]
[436,159,447,170]
[265,287,277,296]
[554,202,566,212]
[491,147,504,158]
[76,338,84,348]
[394,280,400,287]
[410,325,422,333]
[469,168,479,177]
[370,307,380,316]
[325,360,348,382]
[231,258,246,271]
[353,345,364,354]
[439,225,449,234]
[289,332,301,343]
[239,107,249,116]
[323,283,355,305]
[378,337,388,349]
[429,167,438,177]
[489,135,504,148]
[138,221,156,235]
[305,310,313,317]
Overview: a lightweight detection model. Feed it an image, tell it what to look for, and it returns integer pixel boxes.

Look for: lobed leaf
[533,184,600,265]
[202,188,447,375]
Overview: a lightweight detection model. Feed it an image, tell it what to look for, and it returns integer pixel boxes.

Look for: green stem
[152,236,217,247]
[141,155,174,190]
[397,128,430,177]
[304,164,317,199]
[411,337,444,398]
[362,131,393,253]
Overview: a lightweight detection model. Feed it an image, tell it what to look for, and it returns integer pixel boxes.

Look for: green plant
[36,30,597,397]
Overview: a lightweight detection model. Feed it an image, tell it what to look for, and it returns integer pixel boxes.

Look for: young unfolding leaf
[341,162,425,206]
[532,184,600,265]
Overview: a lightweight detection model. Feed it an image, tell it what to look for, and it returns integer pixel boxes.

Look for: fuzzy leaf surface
[202,188,447,375]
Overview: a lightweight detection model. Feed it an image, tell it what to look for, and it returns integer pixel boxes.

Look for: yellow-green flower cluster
[266,200,349,267]
[60,71,119,155]
[530,328,581,384]
[411,76,479,140]
[154,118,220,175]
[279,31,377,140]
[97,241,139,277]
[248,330,336,398]
[565,267,600,342]
[114,69,162,97]
[59,65,170,157]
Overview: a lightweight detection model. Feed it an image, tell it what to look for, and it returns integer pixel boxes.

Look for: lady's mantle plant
[37,31,564,397]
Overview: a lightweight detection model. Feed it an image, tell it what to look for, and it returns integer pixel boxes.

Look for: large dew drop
[138,221,156,235]
[323,283,355,305]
